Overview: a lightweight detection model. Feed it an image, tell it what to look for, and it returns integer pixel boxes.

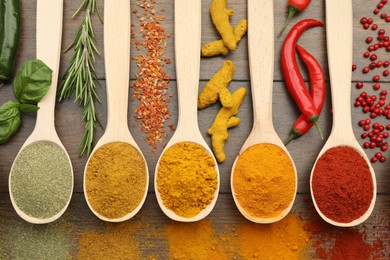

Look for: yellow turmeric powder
[198,60,235,109]
[156,142,218,218]
[235,214,309,259]
[233,143,296,219]
[165,220,229,260]
[208,88,246,163]
[202,19,248,57]
[85,142,147,219]
[210,0,236,51]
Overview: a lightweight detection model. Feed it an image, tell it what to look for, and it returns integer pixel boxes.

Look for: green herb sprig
[0,59,52,144]
[58,0,102,156]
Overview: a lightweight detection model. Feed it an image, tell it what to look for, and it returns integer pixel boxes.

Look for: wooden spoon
[154,0,220,222]
[8,0,73,224]
[230,0,297,223]
[309,0,376,227]
[83,0,149,222]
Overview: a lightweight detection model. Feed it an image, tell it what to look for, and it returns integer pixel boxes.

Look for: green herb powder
[10,141,73,219]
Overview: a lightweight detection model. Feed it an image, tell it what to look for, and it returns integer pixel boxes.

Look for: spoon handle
[35,0,63,134]
[104,0,131,135]
[174,0,201,133]
[248,0,274,132]
[326,0,354,136]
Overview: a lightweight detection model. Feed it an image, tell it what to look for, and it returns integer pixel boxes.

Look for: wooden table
[0,0,388,259]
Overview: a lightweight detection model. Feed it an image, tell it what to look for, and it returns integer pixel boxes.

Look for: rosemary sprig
[59,0,102,156]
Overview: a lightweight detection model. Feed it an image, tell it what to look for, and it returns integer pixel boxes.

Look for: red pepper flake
[131,0,173,152]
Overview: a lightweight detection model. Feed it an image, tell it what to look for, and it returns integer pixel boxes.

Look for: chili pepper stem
[284,128,303,145]
[279,7,298,37]
[313,120,324,140]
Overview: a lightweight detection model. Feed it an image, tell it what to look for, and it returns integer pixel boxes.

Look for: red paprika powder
[311,146,374,223]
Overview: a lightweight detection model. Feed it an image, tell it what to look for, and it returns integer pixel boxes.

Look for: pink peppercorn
[384,70,389,76]
[373,75,380,81]
[364,52,370,58]
[366,36,373,43]
[372,24,378,30]
[374,83,381,90]
[363,67,370,73]
[356,82,364,88]
[384,61,390,67]
[371,54,378,61]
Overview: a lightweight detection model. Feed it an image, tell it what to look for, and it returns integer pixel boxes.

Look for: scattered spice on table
[156,142,218,218]
[165,220,229,260]
[77,221,142,259]
[235,214,309,259]
[0,217,75,259]
[233,143,296,219]
[85,142,147,219]
[131,0,172,152]
[311,146,374,223]
[303,199,386,259]
[10,141,73,219]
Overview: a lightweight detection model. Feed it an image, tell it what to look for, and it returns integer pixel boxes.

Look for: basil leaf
[13,59,52,104]
[18,103,39,113]
[0,101,20,122]
[0,102,21,144]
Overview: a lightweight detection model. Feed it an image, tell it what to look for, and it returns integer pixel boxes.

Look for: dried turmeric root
[210,0,236,51]
[198,61,235,109]
[208,88,246,163]
[202,19,248,57]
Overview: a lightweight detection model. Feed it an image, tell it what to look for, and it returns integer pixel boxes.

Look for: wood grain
[0,0,389,257]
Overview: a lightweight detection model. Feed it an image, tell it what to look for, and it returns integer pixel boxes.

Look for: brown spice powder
[85,142,147,219]
[77,222,141,259]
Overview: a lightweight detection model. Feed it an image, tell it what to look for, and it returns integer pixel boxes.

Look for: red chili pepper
[281,19,323,138]
[285,45,326,145]
[279,0,312,37]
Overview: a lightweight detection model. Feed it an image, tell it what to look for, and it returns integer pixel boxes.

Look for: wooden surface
[0,0,389,258]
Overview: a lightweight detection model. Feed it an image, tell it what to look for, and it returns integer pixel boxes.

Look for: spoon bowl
[310,0,376,227]
[83,0,149,222]
[8,0,74,224]
[154,0,219,222]
[231,0,297,224]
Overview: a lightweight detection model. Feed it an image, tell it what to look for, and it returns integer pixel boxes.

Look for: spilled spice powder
[77,221,141,259]
[303,197,386,259]
[165,220,229,260]
[235,214,309,259]
[0,218,75,259]
[131,0,172,152]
